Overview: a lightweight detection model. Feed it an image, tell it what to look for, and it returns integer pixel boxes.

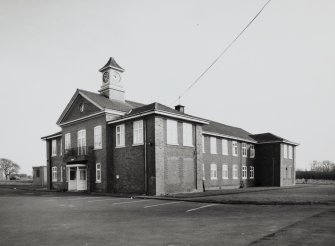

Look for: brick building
[42,57,299,195]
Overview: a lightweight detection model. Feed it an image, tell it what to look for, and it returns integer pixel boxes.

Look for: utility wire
[171,0,272,106]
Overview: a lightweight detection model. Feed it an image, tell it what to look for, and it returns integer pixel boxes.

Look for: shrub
[296,171,335,180]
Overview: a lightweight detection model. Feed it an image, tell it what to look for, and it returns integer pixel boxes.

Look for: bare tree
[0,158,20,180]
[311,160,335,172]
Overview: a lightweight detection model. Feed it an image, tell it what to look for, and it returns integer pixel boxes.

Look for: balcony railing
[63,146,93,162]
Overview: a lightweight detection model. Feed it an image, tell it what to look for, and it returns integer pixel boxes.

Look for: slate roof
[203,121,256,142]
[99,57,125,72]
[250,133,299,145]
[79,89,144,112]
[41,131,62,140]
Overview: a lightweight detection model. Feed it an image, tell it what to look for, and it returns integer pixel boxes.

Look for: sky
[0,0,334,174]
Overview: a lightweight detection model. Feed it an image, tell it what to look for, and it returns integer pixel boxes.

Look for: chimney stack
[175,104,185,113]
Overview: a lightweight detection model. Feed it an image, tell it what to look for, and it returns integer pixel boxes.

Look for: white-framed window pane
[202,163,205,180]
[167,119,178,145]
[222,139,228,155]
[133,120,143,145]
[222,164,228,179]
[183,123,193,147]
[94,125,102,149]
[52,167,57,182]
[242,166,247,179]
[250,144,255,158]
[233,165,238,179]
[284,144,288,158]
[65,133,71,151]
[202,136,205,153]
[77,130,86,155]
[242,143,247,157]
[66,167,69,182]
[232,141,238,156]
[288,146,293,159]
[210,164,217,180]
[210,137,217,154]
[96,163,101,183]
[116,124,125,147]
[51,139,57,156]
[251,166,255,179]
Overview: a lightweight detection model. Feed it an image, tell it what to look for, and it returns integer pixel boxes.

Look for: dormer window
[79,103,84,112]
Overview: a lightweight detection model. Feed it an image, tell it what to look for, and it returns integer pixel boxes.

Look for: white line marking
[87,198,127,203]
[68,197,104,201]
[186,204,218,212]
[112,200,148,205]
[144,201,181,208]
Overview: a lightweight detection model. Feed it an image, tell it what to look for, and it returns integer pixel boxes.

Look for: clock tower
[98,57,125,102]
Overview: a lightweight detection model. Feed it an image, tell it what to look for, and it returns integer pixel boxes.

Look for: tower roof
[99,57,125,72]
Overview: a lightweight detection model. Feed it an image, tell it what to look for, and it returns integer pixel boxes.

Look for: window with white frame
[183,122,193,147]
[222,139,228,155]
[51,139,57,156]
[233,165,238,179]
[52,167,57,182]
[242,166,247,179]
[66,167,69,182]
[60,140,62,156]
[250,166,254,179]
[232,141,238,156]
[210,164,217,180]
[210,137,217,154]
[250,144,255,158]
[94,125,102,149]
[77,130,86,155]
[242,143,247,157]
[116,124,125,147]
[133,120,143,145]
[166,119,178,145]
[222,164,228,179]
[60,167,63,182]
[202,136,205,153]
[202,163,205,180]
[96,163,101,183]
[288,145,293,159]
[283,144,288,158]
[65,133,71,152]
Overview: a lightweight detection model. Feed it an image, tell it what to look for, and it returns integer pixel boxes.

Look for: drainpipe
[144,119,148,195]
[194,124,198,190]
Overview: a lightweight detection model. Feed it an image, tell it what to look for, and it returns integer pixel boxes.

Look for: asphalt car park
[0,187,334,245]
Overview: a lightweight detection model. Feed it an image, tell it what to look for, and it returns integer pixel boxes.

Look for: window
[65,133,71,152]
[166,119,178,145]
[52,167,57,182]
[66,167,69,182]
[96,163,101,183]
[222,164,228,179]
[133,120,144,145]
[288,145,293,159]
[283,144,288,158]
[51,139,57,156]
[116,124,125,147]
[232,141,238,156]
[60,167,63,182]
[210,164,217,180]
[35,169,40,178]
[94,125,102,149]
[202,163,205,180]
[183,123,193,147]
[250,144,255,158]
[250,166,254,179]
[202,136,205,153]
[222,139,228,155]
[242,143,247,157]
[233,165,238,179]
[210,137,217,154]
[242,166,247,179]
[60,140,62,156]
[77,130,86,155]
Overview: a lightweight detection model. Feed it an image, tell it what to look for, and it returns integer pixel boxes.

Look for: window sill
[94,147,102,150]
[222,177,229,180]
[115,145,125,149]
[210,178,218,180]
[242,155,247,158]
[242,177,247,180]
[167,143,179,146]
[132,143,144,146]
[233,177,238,180]
[210,152,217,155]
[95,181,101,184]
[250,177,254,180]
[183,144,193,147]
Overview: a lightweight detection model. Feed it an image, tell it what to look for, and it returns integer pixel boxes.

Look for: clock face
[111,71,121,83]
[103,72,109,83]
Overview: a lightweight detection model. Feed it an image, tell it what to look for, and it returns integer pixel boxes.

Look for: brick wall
[280,144,295,186]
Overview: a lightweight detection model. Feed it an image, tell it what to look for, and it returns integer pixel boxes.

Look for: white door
[77,168,87,191]
[68,167,77,191]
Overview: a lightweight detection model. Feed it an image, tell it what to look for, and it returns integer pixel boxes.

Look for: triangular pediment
[57,90,103,125]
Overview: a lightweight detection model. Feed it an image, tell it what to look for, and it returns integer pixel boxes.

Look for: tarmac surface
[0,185,334,245]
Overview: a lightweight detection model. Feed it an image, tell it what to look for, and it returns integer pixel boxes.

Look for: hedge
[296,171,335,180]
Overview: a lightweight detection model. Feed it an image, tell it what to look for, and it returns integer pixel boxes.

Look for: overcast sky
[0,0,334,174]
